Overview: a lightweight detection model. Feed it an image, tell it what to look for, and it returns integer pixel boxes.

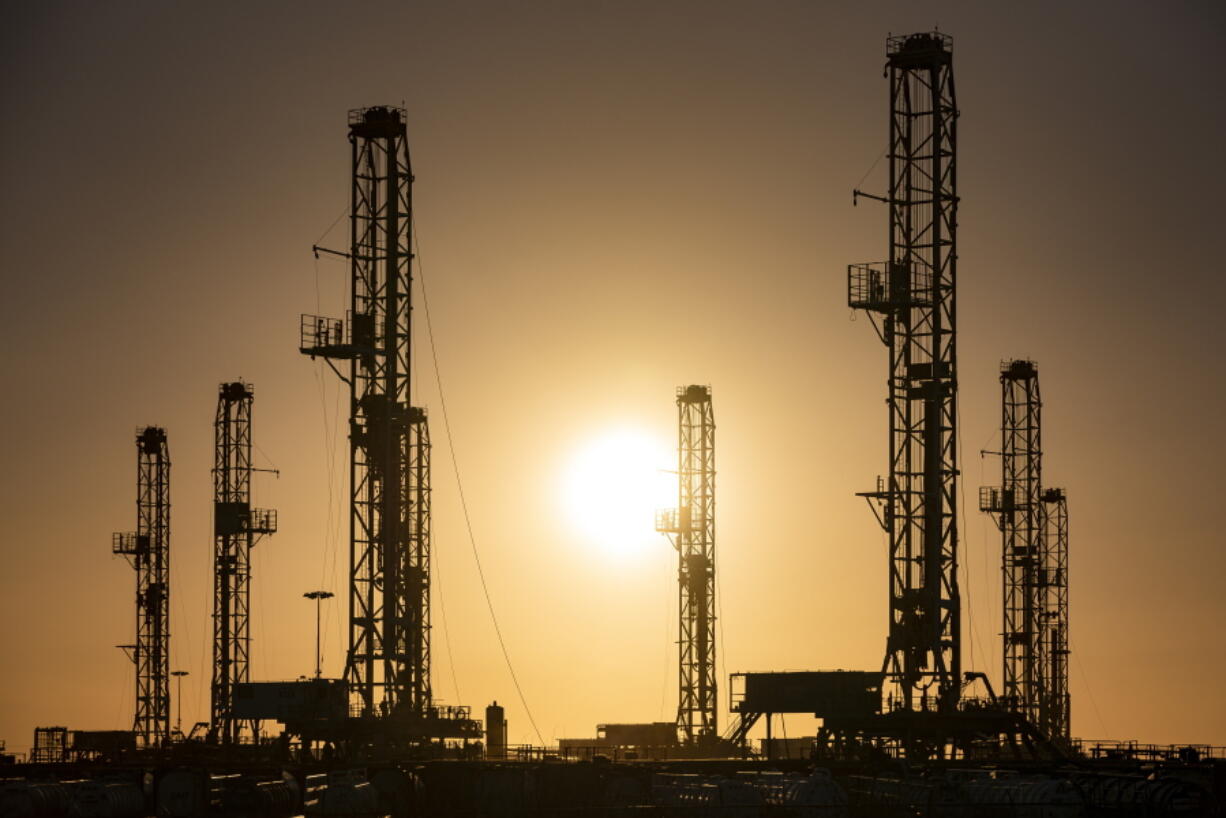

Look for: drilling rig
[656,385,719,751]
[981,360,1071,746]
[299,106,477,752]
[210,381,277,746]
[848,30,961,719]
[112,426,172,749]
[843,33,1065,761]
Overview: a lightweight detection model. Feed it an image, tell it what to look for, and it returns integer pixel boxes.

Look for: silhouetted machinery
[725,672,883,747]
[558,723,680,761]
[111,426,172,750]
[29,728,136,763]
[656,385,720,752]
[734,672,884,720]
[211,381,278,746]
[68,731,137,762]
[598,723,680,749]
[838,32,1068,762]
[981,360,1071,747]
[297,106,478,753]
[233,680,348,724]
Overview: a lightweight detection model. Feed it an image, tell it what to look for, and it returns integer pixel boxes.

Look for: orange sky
[2,2,1224,756]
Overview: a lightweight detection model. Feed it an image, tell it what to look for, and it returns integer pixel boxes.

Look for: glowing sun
[560,428,675,556]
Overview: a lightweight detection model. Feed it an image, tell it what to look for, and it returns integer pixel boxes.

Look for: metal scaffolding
[981,361,1071,744]
[406,406,432,713]
[30,727,68,763]
[211,381,277,744]
[848,32,961,714]
[981,361,1043,726]
[112,426,171,748]
[300,106,431,721]
[656,385,717,745]
[1042,487,1070,743]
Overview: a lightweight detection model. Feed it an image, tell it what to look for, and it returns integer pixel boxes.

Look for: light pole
[303,591,334,678]
[170,670,189,739]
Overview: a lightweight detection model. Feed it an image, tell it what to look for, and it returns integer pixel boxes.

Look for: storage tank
[485,701,507,760]
[784,770,850,817]
[304,769,380,816]
[654,774,762,818]
[369,767,420,818]
[1074,773,1212,816]
[63,779,146,818]
[1,779,71,818]
[156,769,206,818]
[955,774,1085,818]
[844,774,938,813]
[601,774,649,809]
[253,772,301,817]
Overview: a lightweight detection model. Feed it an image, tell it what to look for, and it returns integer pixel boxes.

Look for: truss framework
[1041,487,1070,743]
[848,32,961,714]
[211,381,277,744]
[657,385,717,744]
[112,426,171,748]
[299,106,430,720]
[981,361,1070,744]
[983,362,1044,726]
[404,405,432,713]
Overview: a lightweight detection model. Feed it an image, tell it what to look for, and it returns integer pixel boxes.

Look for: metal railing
[847,262,933,312]
[979,486,1007,513]
[299,314,345,352]
[248,508,277,534]
[655,508,681,534]
[1073,739,1226,762]
[348,105,407,126]
[886,31,953,56]
[111,532,147,556]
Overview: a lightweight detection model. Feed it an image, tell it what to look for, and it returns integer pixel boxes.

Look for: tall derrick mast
[656,385,717,744]
[1041,486,1070,743]
[980,361,1043,725]
[300,106,430,720]
[211,381,277,744]
[112,426,172,748]
[848,32,960,714]
[406,405,431,712]
[981,361,1071,743]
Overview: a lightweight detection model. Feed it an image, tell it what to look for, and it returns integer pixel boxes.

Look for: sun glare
[561,428,676,557]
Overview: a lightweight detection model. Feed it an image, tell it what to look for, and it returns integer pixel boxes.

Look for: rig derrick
[112,426,172,750]
[981,360,1070,747]
[657,385,719,752]
[848,32,962,753]
[210,381,277,747]
[298,106,477,755]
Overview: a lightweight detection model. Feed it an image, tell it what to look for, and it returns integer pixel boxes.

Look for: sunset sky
[2,2,1223,756]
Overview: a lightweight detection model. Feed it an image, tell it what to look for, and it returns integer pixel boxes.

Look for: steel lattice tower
[848,32,960,714]
[656,385,717,744]
[981,362,1071,744]
[1041,487,1070,743]
[112,426,171,748]
[405,405,432,713]
[211,381,277,744]
[300,106,431,720]
[980,361,1043,725]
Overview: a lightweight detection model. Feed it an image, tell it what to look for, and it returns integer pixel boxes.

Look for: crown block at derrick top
[887,31,953,67]
[348,106,406,139]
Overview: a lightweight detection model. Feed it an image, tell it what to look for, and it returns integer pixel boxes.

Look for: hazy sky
[2,1,1223,756]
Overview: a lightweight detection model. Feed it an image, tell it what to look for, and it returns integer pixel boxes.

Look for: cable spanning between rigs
[414,220,546,747]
